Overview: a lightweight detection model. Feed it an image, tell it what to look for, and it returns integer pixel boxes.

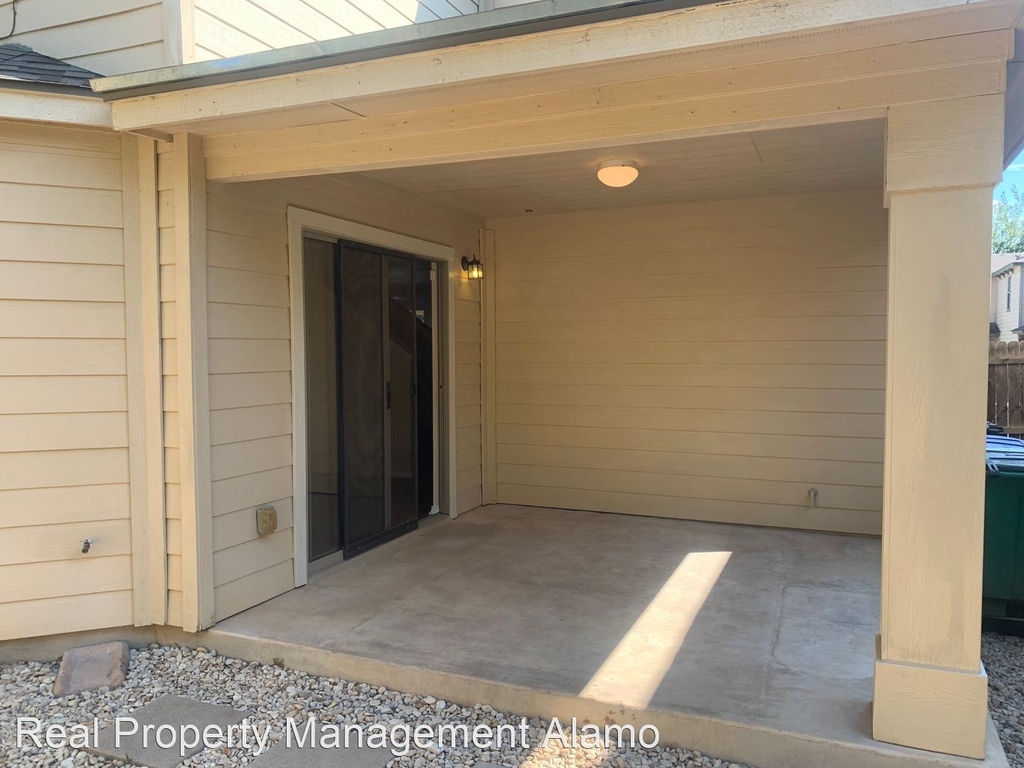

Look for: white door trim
[287,206,458,587]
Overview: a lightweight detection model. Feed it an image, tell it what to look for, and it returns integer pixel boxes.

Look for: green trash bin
[983,436,1024,634]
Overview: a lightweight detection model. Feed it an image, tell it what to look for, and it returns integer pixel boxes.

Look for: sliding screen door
[339,246,387,551]
[303,238,342,561]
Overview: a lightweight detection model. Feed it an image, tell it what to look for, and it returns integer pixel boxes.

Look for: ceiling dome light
[597,162,639,188]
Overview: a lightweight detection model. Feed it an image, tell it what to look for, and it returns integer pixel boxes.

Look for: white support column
[874,94,1004,759]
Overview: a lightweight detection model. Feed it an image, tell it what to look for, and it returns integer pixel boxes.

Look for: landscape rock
[53,642,129,698]
[985,632,1024,768]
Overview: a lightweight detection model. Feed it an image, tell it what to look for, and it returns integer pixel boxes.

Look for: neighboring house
[1,1,1022,766]
[991,253,1024,341]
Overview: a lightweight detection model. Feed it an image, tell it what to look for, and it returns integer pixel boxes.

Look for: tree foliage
[994,184,1024,254]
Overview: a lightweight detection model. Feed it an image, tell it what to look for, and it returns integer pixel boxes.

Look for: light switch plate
[256,506,277,537]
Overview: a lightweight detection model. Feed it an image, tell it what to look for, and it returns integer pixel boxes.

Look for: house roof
[0,44,99,89]
[993,254,1024,278]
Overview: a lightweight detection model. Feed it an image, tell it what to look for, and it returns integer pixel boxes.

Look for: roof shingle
[0,43,99,88]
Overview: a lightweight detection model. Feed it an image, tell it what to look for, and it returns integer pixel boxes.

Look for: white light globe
[597,163,639,188]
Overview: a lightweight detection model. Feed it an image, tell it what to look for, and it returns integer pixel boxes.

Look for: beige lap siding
[0,122,133,640]
[0,0,165,75]
[491,189,887,535]
[192,0,479,61]
[454,281,484,512]
[201,182,293,623]
[202,174,481,622]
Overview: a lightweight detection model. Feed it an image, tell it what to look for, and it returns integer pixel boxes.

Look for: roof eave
[92,0,707,100]
[0,82,112,127]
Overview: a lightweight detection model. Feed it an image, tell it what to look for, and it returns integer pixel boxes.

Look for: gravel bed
[985,631,1024,768]
[1,644,750,768]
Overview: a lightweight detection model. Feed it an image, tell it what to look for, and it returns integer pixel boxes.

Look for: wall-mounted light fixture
[461,255,484,280]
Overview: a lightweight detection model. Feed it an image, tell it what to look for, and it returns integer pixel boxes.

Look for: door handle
[386,381,392,409]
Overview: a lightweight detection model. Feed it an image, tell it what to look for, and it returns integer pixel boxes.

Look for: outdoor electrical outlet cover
[256,505,278,536]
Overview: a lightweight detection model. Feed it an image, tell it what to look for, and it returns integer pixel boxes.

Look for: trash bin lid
[986,434,1024,472]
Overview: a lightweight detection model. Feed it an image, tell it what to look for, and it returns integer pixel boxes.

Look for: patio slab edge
[161,625,1008,768]
[0,622,1008,768]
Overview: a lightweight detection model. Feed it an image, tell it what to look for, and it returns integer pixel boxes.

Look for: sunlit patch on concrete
[581,551,732,709]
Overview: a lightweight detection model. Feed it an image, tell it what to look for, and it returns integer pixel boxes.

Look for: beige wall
[0,0,165,75]
[157,146,482,624]
[0,0,486,76]
[0,122,133,640]
[489,189,887,535]
[192,0,479,61]
[206,176,481,621]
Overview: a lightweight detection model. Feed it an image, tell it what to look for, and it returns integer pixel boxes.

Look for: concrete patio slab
[183,505,1007,768]
[89,694,245,768]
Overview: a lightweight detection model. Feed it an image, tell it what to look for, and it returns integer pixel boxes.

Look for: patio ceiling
[350,119,885,220]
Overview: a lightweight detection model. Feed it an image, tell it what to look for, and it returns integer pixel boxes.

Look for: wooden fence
[990,341,1024,436]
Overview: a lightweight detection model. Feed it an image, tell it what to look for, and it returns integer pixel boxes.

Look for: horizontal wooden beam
[204,58,1005,182]
[107,0,1022,134]
[0,89,112,128]
[212,30,1008,156]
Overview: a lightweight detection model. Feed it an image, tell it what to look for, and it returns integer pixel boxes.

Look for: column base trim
[873,637,988,760]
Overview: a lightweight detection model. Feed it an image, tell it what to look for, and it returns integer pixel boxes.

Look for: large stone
[53,641,130,697]
[88,694,245,768]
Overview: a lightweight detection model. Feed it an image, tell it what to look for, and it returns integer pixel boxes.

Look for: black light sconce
[461,255,484,280]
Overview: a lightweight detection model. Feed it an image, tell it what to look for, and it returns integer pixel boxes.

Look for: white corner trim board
[286,207,458,587]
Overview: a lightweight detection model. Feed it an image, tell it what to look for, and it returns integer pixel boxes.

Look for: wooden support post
[128,136,168,626]
[123,133,152,626]
[172,134,214,632]
[873,94,1004,759]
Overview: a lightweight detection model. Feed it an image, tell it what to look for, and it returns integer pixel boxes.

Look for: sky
[997,148,1024,202]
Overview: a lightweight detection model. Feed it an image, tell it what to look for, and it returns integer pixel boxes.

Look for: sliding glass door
[386,254,418,530]
[338,245,388,552]
[303,237,436,564]
[303,238,342,562]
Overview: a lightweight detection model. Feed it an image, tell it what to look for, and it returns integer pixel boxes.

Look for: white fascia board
[0,86,113,128]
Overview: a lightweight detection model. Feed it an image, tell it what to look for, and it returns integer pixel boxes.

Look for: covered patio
[90,0,1023,765]
[203,505,994,768]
